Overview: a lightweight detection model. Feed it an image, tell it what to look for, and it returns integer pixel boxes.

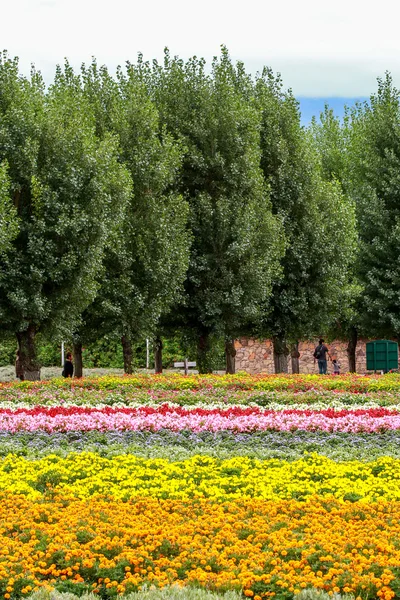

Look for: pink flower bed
[1,405,400,433]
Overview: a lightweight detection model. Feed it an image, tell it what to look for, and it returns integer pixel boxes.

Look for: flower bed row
[2,430,400,461]
[2,452,400,502]
[1,385,400,410]
[0,494,398,600]
[2,405,400,417]
[2,373,400,394]
[2,404,400,432]
[2,392,400,411]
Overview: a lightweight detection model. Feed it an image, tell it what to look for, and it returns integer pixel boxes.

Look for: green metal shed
[366,340,399,372]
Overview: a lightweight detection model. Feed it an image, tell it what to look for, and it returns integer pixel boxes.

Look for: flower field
[3,374,400,600]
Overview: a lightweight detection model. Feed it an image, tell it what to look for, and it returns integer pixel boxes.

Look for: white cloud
[1,0,400,96]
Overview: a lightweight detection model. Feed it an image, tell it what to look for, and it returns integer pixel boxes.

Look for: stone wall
[234,338,368,374]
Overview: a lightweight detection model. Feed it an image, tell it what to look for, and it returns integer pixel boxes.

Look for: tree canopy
[142,49,284,372]
[0,54,131,379]
[348,75,400,338]
[255,72,357,371]
[78,60,191,373]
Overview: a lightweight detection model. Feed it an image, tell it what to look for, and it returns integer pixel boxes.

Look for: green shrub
[37,340,62,367]
[27,586,241,600]
[0,335,16,367]
[82,338,124,369]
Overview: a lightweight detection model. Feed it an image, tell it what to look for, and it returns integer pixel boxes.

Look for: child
[332,359,340,375]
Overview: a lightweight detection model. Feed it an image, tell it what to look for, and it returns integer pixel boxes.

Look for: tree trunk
[291,342,300,374]
[225,339,236,374]
[16,324,40,381]
[273,336,289,374]
[73,340,83,378]
[121,335,133,374]
[197,331,213,374]
[15,353,24,381]
[347,326,358,373]
[154,337,163,374]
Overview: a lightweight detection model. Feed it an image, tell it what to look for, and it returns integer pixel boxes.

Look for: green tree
[0,55,131,379]
[311,106,362,372]
[311,105,348,183]
[144,48,284,373]
[0,162,18,254]
[347,74,400,340]
[79,61,190,374]
[255,73,357,372]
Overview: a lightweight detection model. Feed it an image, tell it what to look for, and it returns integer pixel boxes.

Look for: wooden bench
[173,359,196,375]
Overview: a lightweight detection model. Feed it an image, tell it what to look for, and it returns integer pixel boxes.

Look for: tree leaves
[0,162,18,255]
[146,48,284,351]
[0,53,131,340]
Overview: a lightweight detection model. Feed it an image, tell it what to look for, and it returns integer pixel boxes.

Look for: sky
[1,0,399,123]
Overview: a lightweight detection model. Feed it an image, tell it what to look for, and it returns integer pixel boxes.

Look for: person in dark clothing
[62,352,74,378]
[313,339,331,375]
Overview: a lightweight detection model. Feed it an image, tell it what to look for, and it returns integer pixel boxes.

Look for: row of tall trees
[0,49,397,378]
[311,74,400,371]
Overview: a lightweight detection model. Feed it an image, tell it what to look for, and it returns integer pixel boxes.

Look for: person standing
[313,339,331,375]
[62,351,74,378]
